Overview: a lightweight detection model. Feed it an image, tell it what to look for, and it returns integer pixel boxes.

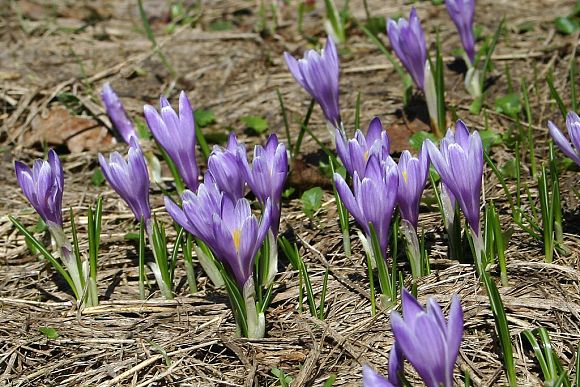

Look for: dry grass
[1,0,579,385]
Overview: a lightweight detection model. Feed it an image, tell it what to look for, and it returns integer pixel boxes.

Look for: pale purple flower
[336,116,390,178]
[144,91,199,191]
[548,111,580,166]
[207,133,247,200]
[396,143,429,229]
[99,137,151,223]
[426,120,483,234]
[165,180,272,288]
[241,133,288,234]
[334,155,399,255]
[391,289,463,387]
[15,149,64,227]
[446,0,476,63]
[101,83,138,144]
[362,343,403,387]
[362,365,395,387]
[387,8,427,90]
[284,36,341,128]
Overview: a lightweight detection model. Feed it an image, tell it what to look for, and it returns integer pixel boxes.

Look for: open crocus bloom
[336,116,390,178]
[391,290,463,387]
[15,149,64,228]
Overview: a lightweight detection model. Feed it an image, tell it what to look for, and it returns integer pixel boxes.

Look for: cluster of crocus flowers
[363,290,464,387]
[387,8,440,136]
[549,111,580,167]
[336,117,431,286]
[15,150,95,305]
[165,134,286,337]
[284,36,342,138]
[426,120,484,267]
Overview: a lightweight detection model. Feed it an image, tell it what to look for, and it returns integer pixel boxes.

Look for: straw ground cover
[1,0,579,385]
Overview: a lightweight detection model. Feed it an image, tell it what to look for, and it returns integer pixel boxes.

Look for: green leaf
[124,232,140,241]
[554,16,579,35]
[32,218,47,233]
[479,129,502,151]
[91,169,105,187]
[271,368,293,386]
[134,117,152,140]
[323,374,337,387]
[282,187,295,198]
[495,93,521,117]
[500,158,519,179]
[195,108,215,128]
[301,187,323,218]
[39,326,59,339]
[409,131,437,151]
[241,115,268,134]
[364,16,386,36]
[516,21,535,33]
[209,20,232,31]
[431,0,444,5]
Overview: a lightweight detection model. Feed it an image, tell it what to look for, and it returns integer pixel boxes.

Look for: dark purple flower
[15,149,64,227]
[391,289,463,387]
[207,133,247,200]
[241,133,288,234]
[284,36,341,128]
[396,143,429,229]
[165,182,272,288]
[446,0,476,63]
[99,137,151,223]
[426,120,483,235]
[387,8,427,90]
[334,155,399,255]
[336,117,390,177]
[144,91,199,191]
[548,111,580,166]
[101,83,138,144]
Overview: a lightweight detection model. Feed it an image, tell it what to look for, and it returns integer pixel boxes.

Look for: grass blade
[481,271,517,386]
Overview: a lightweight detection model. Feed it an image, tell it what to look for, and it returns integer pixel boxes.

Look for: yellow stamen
[364,150,369,161]
[402,170,408,184]
[233,229,241,252]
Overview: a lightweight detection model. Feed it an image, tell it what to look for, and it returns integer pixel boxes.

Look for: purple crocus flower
[362,344,403,387]
[426,120,483,235]
[336,116,391,178]
[99,137,151,223]
[15,149,64,227]
[164,181,272,288]
[362,365,395,387]
[207,133,247,200]
[144,91,199,191]
[391,289,463,387]
[284,36,341,129]
[548,111,580,166]
[387,8,427,90]
[446,0,476,63]
[396,143,429,229]
[101,83,138,144]
[334,155,399,255]
[241,133,288,234]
